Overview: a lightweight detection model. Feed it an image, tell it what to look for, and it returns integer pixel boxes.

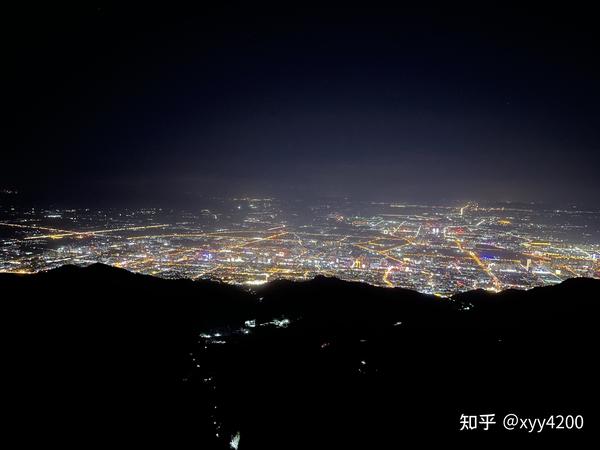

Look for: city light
[1,199,598,295]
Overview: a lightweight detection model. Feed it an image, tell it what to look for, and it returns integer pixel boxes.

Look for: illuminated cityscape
[1,198,598,295]
[3,3,600,447]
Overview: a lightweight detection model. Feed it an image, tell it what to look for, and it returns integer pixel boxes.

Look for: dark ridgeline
[1,264,598,448]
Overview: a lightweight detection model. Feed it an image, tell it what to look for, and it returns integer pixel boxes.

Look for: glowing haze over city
[2,4,599,293]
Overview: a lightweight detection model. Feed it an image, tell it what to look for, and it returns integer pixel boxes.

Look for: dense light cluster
[1,199,598,295]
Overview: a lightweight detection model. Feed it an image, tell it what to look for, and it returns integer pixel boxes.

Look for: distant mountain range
[2,264,598,448]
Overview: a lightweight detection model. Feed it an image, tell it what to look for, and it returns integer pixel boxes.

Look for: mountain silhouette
[1,264,597,448]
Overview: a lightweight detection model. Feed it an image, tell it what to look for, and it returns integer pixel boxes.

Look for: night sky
[3,3,600,206]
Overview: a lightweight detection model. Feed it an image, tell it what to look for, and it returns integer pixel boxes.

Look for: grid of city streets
[1,198,599,295]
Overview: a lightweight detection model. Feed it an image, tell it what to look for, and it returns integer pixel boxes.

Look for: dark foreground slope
[1,264,598,448]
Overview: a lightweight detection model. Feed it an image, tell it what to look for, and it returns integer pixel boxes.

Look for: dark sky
[3,2,600,206]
